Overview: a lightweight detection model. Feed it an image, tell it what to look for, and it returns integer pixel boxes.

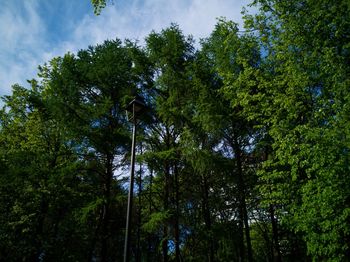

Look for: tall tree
[0,83,95,261]
[246,0,350,260]
[39,39,151,261]
[200,19,262,262]
[142,24,195,262]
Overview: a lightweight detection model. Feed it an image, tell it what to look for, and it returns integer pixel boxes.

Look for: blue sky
[0,0,252,97]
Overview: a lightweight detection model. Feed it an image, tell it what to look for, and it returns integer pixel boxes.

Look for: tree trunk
[136,147,143,262]
[238,208,246,262]
[147,169,154,261]
[264,147,281,262]
[87,207,103,262]
[162,163,170,262]
[233,137,253,262]
[101,153,113,262]
[162,127,172,262]
[32,197,48,261]
[270,204,282,262]
[174,165,180,262]
[136,183,141,262]
[202,173,214,262]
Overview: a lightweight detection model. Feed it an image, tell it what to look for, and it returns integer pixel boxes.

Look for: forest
[0,0,349,261]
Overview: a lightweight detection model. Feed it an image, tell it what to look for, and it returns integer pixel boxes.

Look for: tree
[245,0,350,260]
[38,39,151,261]
[0,83,95,261]
[200,19,262,262]
[142,24,195,262]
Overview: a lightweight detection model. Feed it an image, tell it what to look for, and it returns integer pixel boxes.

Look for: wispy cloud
[0,1,47,96]
[0,0,252,97]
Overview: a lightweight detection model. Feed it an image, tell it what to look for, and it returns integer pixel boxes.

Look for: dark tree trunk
[238,209,246,262]
[136,148,143,262]
[233,137,253,262]
[147,169,154,261]
[270,204,282,262]
[101,153,113,262]
[32,198,48,261]
[162,127,172,262]
[174,165,180,262]
[162,163,170,262]
[201,173,214,262]
[264,147,281,262]
[88,207,103,262]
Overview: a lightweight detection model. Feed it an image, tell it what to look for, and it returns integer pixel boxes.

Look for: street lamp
[124,95,146,262]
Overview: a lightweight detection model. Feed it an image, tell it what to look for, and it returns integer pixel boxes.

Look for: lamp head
[126,95,146,122]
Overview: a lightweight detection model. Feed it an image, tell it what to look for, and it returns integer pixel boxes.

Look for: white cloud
[179,0,247,38]
[1,2,45,50]
[52,0,249,51]
[0,0,253,98]
[0,1,46,96]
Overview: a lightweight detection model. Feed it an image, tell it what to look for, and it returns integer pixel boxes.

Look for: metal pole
[124,107,137,262]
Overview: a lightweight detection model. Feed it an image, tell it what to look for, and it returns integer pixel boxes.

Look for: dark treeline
[1,0,350,261]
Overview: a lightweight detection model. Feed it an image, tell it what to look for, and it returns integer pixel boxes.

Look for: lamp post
[124,96,146,262]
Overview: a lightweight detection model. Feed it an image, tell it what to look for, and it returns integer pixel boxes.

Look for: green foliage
[247,0,350,260]
[142,211,170,233]
[0,85,93,261]
[91,0,107,15]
